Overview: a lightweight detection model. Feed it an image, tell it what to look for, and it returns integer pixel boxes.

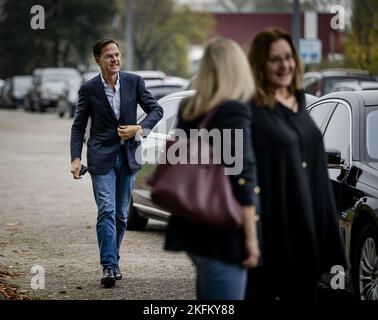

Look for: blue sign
[300,39,322,64]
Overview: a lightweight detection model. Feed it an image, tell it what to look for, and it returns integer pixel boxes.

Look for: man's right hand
[71,158,81,179]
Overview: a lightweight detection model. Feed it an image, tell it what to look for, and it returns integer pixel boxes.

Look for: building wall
[213,13,343,59]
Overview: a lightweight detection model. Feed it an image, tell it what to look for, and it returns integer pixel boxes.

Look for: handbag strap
[198,105,220,130]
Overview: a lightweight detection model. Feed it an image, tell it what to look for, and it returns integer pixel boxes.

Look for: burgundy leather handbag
[148,107,244,230]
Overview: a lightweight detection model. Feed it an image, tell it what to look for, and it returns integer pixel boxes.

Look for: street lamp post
[125,0,133,71]
[292,0,300,51]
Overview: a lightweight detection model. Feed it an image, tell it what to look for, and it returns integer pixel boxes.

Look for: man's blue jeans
[189,253,247,300]
[91,149,136,270]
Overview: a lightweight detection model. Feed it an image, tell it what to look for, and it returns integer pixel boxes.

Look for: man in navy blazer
[70,39,163,287]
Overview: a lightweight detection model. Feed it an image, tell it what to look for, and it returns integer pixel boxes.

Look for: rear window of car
[323,76,377,95]
[367,109,378,160]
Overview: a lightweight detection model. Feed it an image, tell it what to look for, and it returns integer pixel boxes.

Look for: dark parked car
[307,90,378,300]
[0,79,4,107]
[0,78,11,108]
[0,75,33,108]
[304,68,377,97]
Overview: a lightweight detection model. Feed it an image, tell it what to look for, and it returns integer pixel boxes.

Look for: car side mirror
[326,148,344,169]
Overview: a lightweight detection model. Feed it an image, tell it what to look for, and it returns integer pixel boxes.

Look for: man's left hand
[117,125,143,140]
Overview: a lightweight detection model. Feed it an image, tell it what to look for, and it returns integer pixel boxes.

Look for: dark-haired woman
[246,28,347,301]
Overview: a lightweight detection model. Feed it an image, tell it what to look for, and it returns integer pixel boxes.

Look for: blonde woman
[164,37,260,300]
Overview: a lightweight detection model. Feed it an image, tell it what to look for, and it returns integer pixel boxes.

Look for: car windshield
[42,71,79,83]
[14,77,32,89]
[366,109,378,161]
[14,77,32,87]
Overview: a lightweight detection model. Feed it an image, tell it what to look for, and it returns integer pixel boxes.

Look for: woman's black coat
[247,90,347,295]
[164,100,259,263]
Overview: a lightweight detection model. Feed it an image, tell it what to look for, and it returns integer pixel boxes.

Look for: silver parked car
[128,70,190,100]
[27,68,81,112]
[1,75,33,109]
[128,90,194,230]
[304,68,377,97]
[128,92,319,230]
[56,71,101,118]
[329,80,378,93]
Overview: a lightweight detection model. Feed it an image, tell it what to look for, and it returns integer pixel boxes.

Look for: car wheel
[29,99,36,112]
[56,98,66,118]
[23,97,31,111]
[70,104,75,118]
[37,102,45,113]
[353,224,378,300]
[127,197,148,230]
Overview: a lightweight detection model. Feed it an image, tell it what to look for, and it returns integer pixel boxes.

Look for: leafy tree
[344,0,378,73]
[307,0,352,12]
[114,0,214,77]
[216,0,352,12]
[0,0,117,77]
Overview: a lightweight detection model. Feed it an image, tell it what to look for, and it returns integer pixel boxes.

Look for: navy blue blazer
[70,72,163,175]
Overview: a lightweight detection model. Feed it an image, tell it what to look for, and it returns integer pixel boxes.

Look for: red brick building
[213,13,344,61]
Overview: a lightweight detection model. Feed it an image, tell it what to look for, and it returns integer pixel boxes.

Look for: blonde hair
[248,28,304,108]
[182,37,255,121]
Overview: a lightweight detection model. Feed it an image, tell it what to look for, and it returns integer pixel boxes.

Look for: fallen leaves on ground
[0,269,20,278]
[0,283,31,300]
[0,268,30,300]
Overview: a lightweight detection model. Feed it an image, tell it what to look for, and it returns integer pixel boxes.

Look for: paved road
[0,109,195,300]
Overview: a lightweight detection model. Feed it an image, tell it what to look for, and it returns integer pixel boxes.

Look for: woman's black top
[249,90,347,286]
[164,100,259,263]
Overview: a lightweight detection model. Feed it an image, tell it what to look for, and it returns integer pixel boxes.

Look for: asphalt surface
[0,109,195,300]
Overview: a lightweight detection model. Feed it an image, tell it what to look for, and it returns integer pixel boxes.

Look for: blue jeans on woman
[91,149,136,271]
[189,253,247,300]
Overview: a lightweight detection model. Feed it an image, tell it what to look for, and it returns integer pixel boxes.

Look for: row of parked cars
[0,68,84,114]
[56,70,190,119]
[304,68,378,96]
[0,75,33,109]
[127,68,378,300]
[0,68,190,117]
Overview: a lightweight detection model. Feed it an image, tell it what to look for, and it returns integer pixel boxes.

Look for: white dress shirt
[100,73,121,120]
